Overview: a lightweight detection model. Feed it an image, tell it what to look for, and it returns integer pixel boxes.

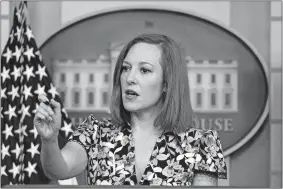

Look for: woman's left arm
[192,171,218,186]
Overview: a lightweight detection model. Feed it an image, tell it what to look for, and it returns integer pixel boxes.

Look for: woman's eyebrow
[139,61,153,67]
[122,60,131,65]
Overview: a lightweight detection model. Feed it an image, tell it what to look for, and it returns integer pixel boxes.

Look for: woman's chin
[123,106,139,112]
[123,103,140,112]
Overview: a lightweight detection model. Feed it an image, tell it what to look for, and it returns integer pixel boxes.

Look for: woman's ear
[163,82,167,92]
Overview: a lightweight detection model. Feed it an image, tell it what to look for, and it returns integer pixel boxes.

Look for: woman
[34,34,227,186]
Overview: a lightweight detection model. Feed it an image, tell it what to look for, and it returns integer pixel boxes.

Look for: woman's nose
[126,69,137,84]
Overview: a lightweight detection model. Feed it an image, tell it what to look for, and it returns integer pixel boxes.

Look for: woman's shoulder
[177,127,223,150]
[77,114,120,132]
[185,127,220,139]
[182,127,225,158]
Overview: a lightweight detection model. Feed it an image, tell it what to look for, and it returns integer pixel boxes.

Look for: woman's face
[120,42,164,113]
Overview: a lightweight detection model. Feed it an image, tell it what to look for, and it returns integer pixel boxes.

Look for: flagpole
[16,2,27,183]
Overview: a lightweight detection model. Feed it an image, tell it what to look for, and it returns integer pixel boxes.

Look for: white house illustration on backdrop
[53,43,238,127]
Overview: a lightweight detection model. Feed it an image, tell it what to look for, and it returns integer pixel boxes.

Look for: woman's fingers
[38,94,49,104]
[36,95,62,131]
[38,95,55,113]
[35,111,47,121]
[50,99,61,112]
[36,104,53,121]
[38,95,58,115]
[40,102,55,116]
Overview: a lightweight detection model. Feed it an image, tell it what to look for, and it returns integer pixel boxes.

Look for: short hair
[110,33,196,133]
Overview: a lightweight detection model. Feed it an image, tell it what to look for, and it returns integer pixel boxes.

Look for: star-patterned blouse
[68,114,227,186]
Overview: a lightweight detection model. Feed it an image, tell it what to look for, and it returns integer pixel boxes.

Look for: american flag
[1,2,74,185]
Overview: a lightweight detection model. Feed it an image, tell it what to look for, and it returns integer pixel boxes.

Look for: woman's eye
[121,65,130,72]
[140,68,151,73]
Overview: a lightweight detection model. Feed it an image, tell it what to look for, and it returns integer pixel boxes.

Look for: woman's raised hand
[33,94,62,141]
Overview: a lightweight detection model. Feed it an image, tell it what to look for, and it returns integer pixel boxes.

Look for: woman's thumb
[50,99,61,112]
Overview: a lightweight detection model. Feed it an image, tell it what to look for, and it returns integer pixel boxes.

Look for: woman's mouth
[125,89,139,99]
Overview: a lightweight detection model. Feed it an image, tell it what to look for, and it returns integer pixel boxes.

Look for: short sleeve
[68,114,100,152]
[193,129,227,179]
